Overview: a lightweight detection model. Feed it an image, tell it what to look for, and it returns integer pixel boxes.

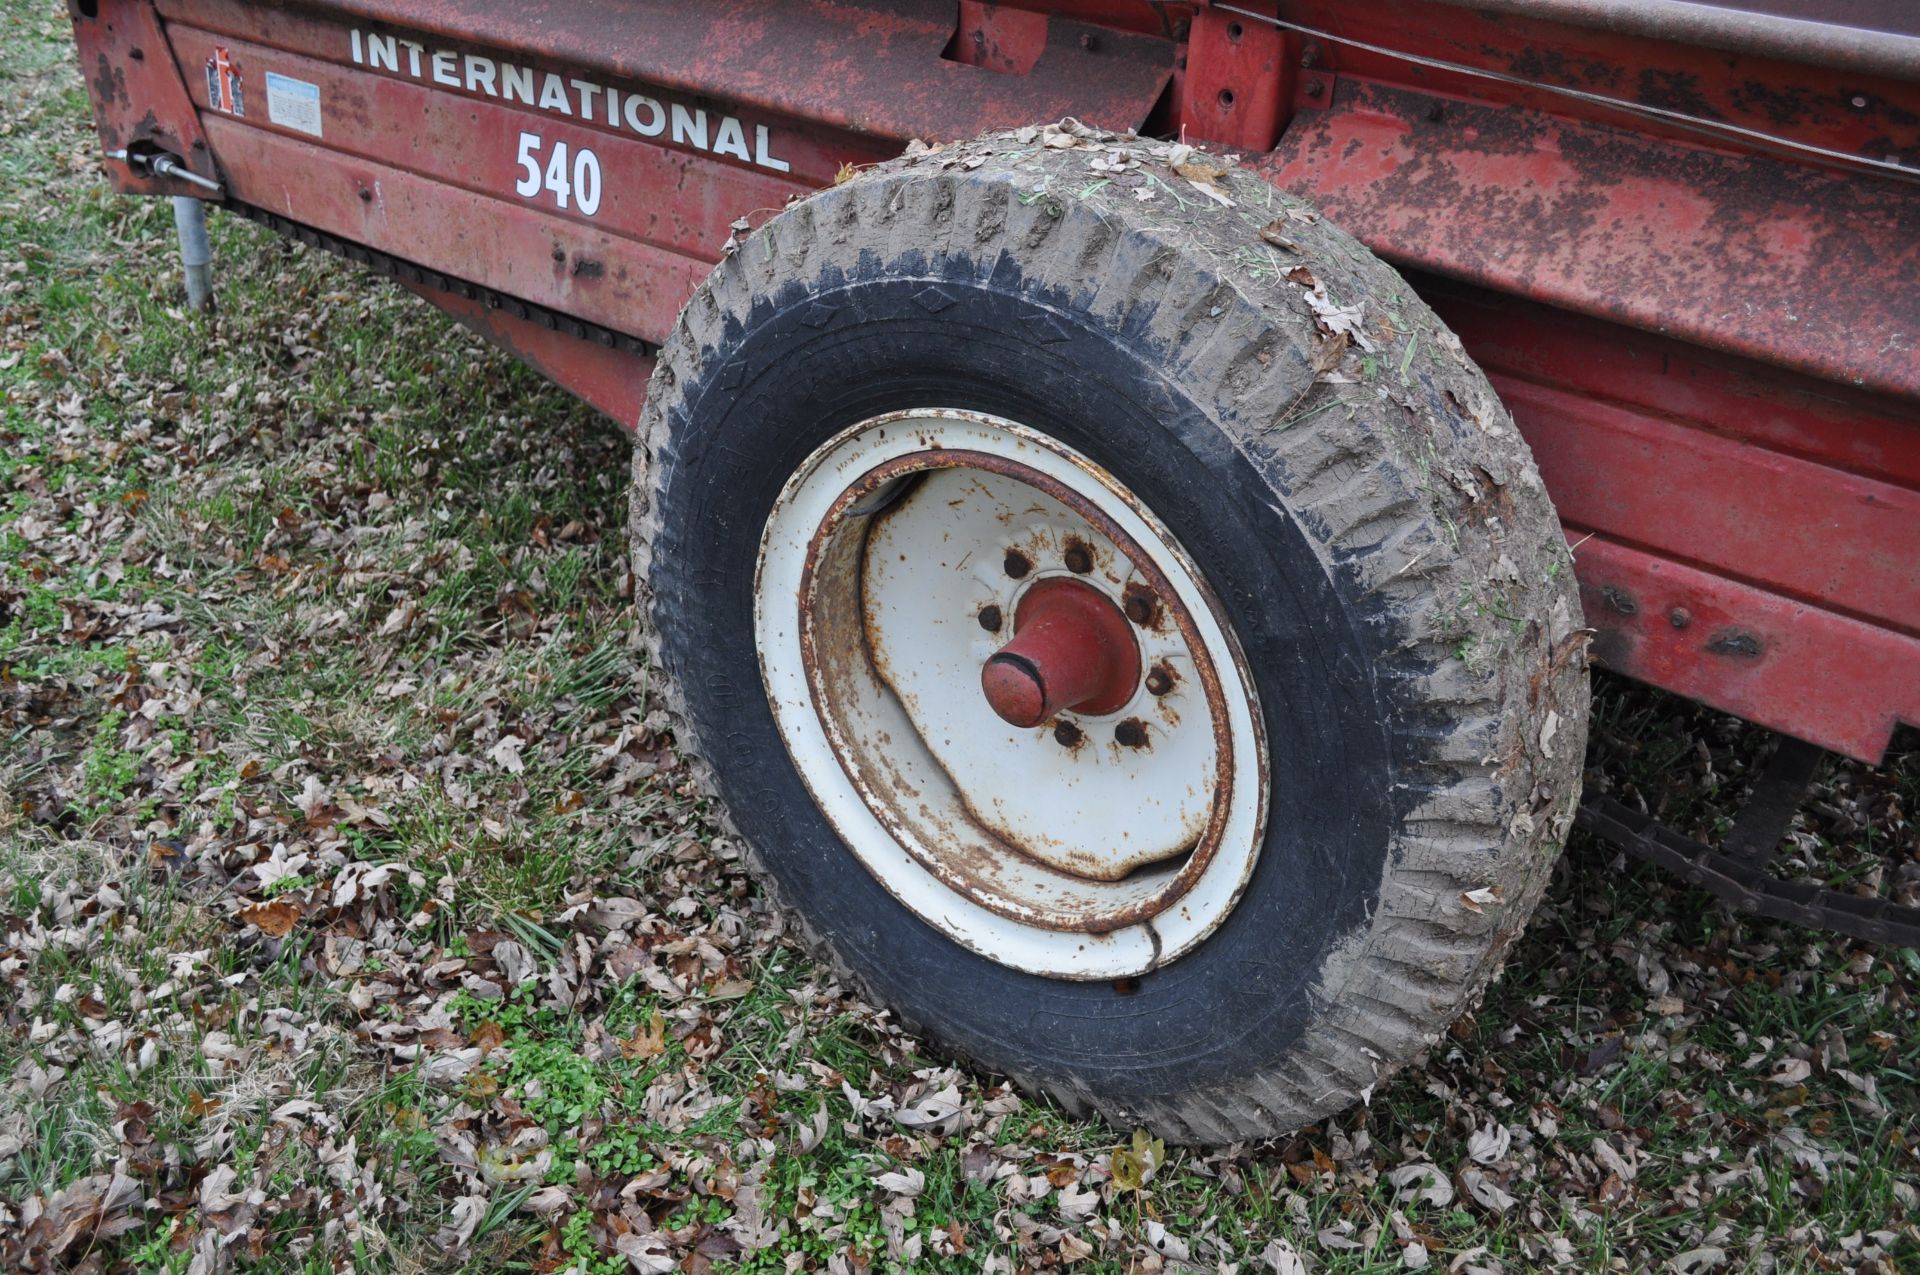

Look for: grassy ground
[2,2,1916,1271]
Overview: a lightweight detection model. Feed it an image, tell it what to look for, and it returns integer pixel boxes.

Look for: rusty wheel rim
[755,410,1268,979]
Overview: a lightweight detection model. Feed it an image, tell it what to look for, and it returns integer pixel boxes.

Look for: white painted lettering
[367,32,398,73]
[569,77,598,122]
[671,103,707,151]
[347,28,794,174]
[501,62,534,105]
[755,123,791,173]
[464,54,497,96]
[624,93,665,136]
[712,115,750,162]
[538,72,572,115]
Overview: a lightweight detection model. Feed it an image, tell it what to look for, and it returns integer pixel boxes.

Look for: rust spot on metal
[1601,584,1638,616]
[1111,976,1141,995]
[1063,536,1094,574]
[1707,629,1763,658]
[1122,581,1161,628]
[571,257,605,279]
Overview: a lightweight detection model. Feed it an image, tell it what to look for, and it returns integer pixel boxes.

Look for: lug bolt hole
[977,604,1003,633]
[1003,549,1031,579]
[1217,87,1236,109]
[1225,20,1244,41]
[1053,720,1083,748]
[1145,666,1174,696]
[1122,586,1157,626]
[1064,542,1093,574]
[1115,718,1148,749]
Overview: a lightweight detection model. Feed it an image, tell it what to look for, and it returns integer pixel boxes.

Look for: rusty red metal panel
[1500,376,1920,634]
[157,0,887,187]
[164,23,806,262]
[1572,534,1920,763]
[201,114,709,344]
[1259,79,1920,401]
[1423,0,1920,79]
[67,0,220,196]
[1418,275,1920,763]
[404,282,654,428]
[157,0,1176,146]
[947,2,1052,76]
[1259,0,1920,170]
[1181,3,1289,151]
[1428,281,1920,491]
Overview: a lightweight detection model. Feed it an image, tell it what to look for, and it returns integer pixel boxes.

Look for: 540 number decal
[514,131,602,216]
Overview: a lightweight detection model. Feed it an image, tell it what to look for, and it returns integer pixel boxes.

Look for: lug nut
[1003,549,1031,579]
[1115,718,1148,749]
[1123,588,1156,626]
[1053,720,1083,747]
[1145,666,1174,696]
[1064,543,1093,574]
[978,604,1003,633]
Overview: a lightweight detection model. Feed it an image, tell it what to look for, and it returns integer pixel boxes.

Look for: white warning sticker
[265,71,323,138]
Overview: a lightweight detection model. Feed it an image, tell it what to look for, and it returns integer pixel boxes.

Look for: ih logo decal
[206,46,245,116]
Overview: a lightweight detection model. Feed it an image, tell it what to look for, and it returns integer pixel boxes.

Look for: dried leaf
[239,898,300,936]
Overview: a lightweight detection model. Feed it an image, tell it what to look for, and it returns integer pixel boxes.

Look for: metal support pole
[171,195,213,312]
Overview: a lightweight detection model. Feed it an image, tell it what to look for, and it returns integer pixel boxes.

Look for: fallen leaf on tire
[239,899,300,936]
[1310,329,1351,378]
[1258,220,1300,251]
[1172,158,1227,184]
[1459,885,1503,913]
[1539,709,1560,757]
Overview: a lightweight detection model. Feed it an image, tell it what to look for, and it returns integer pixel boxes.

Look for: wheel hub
[981,578,1141,728]
[755,409,1268,978]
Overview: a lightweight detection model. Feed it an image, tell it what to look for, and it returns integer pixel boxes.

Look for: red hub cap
[980,578,1142,728]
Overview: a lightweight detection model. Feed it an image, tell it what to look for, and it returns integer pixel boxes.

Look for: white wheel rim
[755,410,1268,979]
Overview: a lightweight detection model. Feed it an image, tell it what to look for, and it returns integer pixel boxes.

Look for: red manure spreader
[67,0,1920,1139]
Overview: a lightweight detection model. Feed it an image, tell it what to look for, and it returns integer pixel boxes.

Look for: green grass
[1,1,1916,1272]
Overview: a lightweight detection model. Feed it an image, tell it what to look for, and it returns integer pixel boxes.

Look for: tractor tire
[631,125,1589,1142]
